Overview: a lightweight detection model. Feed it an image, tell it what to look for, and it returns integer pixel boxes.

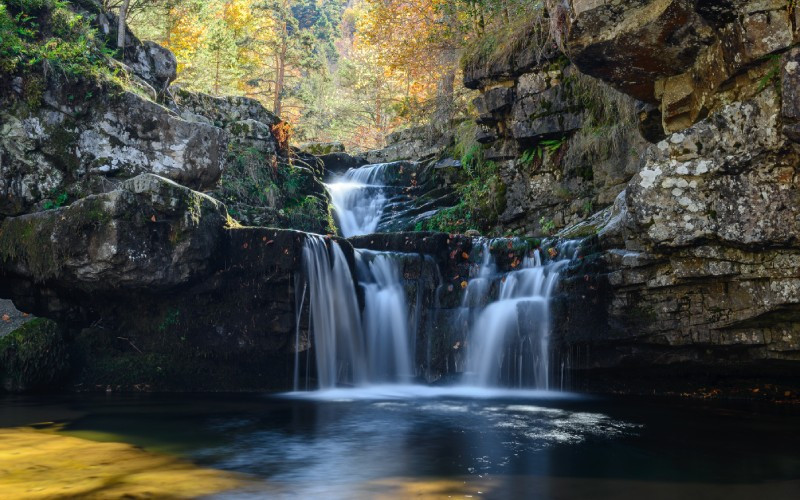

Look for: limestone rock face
[0,174,227,297]
[0,88,228,217]
[544,1,800,388]
[561,0,797,132]
[364,125,453,164]
[628,88,798,249]
[463,38,647,235]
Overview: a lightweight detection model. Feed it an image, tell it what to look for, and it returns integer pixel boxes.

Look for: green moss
[421,122,506,234]
[215,142,334,233]
[0,215,61,280]
[46,123,80,172]
[461,2,550,73]
[0,318,69,392]
[1,0,127,105]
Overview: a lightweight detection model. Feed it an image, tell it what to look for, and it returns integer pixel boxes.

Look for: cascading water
[326,163,393,237]
[302,160,580,392]
[462,241,578,389]
[301,235,366,389]
[299,236,417,389]
[355,250,414,383]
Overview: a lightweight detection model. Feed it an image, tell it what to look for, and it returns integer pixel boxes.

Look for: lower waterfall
[461,241,578,389]
[301,162,578,392]
[301,235,366,389]
[298,234,578,392]
[356,250,414,383]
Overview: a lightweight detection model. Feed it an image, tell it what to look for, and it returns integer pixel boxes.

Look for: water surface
[1,389,799,499]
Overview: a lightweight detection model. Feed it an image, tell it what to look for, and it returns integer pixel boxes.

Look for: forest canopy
[115,0,548,150]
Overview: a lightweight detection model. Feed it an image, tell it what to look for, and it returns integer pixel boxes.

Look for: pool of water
[2,387,799,499]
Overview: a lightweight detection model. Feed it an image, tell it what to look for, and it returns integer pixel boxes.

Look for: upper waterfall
[326,163,393,237]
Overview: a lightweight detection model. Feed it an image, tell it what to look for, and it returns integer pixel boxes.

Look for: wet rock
[319,152,368,177]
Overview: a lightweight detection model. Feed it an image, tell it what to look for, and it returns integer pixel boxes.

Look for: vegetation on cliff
[0,0,122,104]
[0,318,68,392]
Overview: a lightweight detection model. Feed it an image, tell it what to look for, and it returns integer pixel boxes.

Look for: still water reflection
[1,388,799,499]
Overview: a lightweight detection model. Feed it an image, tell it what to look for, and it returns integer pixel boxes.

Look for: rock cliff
[540,0,800,394]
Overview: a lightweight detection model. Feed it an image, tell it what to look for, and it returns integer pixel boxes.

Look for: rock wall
[454,1,800,394]
[0,173,345,391]
[463,34,648,235]
[0,0,332,233]
[541,0,800,394]
[0,1,335,391]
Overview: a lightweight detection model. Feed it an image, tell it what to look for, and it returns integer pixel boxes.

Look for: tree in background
[126,0,542,150]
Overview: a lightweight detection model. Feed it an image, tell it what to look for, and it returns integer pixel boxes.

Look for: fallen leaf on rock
[1,314,10,322]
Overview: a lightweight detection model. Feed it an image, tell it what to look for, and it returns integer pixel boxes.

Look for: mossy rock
[0,318,69,393]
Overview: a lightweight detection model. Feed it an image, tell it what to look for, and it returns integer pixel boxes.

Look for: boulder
[319,152,368,177]
[0,174,228,299]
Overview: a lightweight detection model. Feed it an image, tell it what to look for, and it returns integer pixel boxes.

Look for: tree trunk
[273,28,287,117]
[214,52,221,95]
[117,0,131,53]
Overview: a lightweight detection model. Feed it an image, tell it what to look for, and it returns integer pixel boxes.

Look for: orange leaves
[270,121,292,154]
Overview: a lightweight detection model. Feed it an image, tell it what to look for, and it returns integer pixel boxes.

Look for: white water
[356,250,414,383]
[283,384,580,401]
[326,163,393,237]
[301,235,366,389]
[300,237,416,388]
[462,241,577,389]
[304,163,579,392]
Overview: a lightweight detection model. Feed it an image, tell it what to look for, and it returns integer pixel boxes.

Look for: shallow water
[1,389,799,499]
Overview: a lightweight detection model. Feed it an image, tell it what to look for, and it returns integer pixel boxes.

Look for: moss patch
[0,318,69,392]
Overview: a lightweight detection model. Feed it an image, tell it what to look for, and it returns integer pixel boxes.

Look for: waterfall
[356,250,414,383]
[301,235,366,389]
[299,234,577,391]
[463,241,577,389]
[326,163,393,237]
[299,236,416,389]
